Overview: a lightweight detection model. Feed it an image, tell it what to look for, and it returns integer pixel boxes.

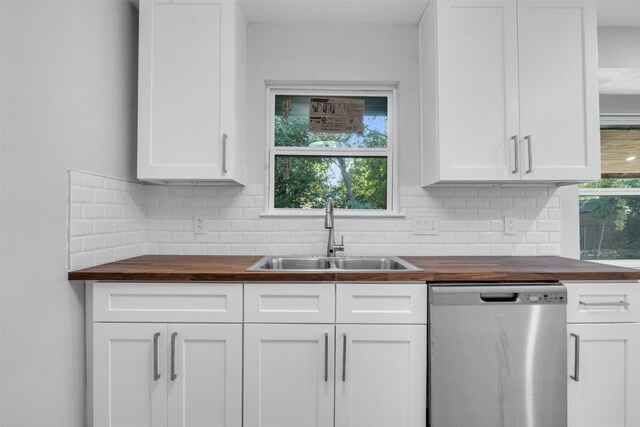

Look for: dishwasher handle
[480,293,518,303]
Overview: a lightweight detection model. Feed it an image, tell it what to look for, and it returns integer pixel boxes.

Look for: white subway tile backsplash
[443,198,466,208]
[82,174,104,189]
[230,220,253,232]
[466,198,490,209]
[490,198,512,209]
[70,220,93,237]
[94,220,113,234]
[536,220,561,232]
[206,244,231,255]
[183,244,207,255]
[219,232,243,244]
[70,187,94,203]
[171,232,196,244]
[68,172,564,269]
[243,232,266,244]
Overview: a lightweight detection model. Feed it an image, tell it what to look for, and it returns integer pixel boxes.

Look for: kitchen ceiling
[240,0,640,26]
[597,0,640,27]
[240,0,429,24]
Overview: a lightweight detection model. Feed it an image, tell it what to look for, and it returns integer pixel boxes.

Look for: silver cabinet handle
[324,333,328,382]
[170,332,178,381]
[525,135,532,174]
[222,133,228,174]
[341,333,347,382]
[153,332,161,381]
[570,333,580,382]
[579,300,630,308]
[511,135,519,174]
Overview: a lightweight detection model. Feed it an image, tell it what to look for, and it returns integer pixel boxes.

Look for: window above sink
[263,85,399,217]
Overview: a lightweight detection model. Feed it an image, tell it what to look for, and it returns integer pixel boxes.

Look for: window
[579,125,640,260]
[265,86,395,214]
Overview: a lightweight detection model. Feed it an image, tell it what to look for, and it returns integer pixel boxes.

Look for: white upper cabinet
[137,0,247,184]
[420,0,600,186]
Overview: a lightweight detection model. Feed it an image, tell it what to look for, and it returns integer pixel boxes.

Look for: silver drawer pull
[579,300,630,308]
[342,333,347,382]
[511,135,519,174]
[222,133,228,174]
[525,135,533,174]
[570,333,580,382]
[171,332,178,381]
[153,332,161,381]
[324,333,328,382]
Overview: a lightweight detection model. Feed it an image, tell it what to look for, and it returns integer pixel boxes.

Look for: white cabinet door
[93,323,168,427]
[420,0,599,186]
[244,324,335,427]
[334,325,427,427]
[167,324,242,427]
[567,323,640,427]
[436,0,520,182]
[517,1,600,181]
[138,0,244,182]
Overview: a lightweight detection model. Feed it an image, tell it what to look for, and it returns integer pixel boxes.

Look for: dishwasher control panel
[522,291,565,304]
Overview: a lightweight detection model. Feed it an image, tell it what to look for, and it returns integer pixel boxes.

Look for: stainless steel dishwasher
[429,283,567,427]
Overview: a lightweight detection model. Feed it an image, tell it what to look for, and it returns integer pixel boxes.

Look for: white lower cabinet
[567,323,640,427]
[335,325,427,427]
[90,282,427,427]
[566,281,640,427]
[243,283,428,427]
[243,324,335,427]
[94,323,242,427]
[94,323,168,427]
[90,281,243,427]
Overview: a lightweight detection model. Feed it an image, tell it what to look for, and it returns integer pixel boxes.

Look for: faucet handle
[335,235,345,253]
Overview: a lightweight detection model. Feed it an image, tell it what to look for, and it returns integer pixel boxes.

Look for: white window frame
[262,84,400,217]
[578,118,640,268]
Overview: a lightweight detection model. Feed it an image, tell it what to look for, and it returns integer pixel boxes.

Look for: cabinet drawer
[92,282,242,323]
[336,283,428,324]
[565,281,640,324]
[244,283,335,323]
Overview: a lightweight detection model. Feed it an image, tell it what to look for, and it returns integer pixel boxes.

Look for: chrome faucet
[325,198,345,257]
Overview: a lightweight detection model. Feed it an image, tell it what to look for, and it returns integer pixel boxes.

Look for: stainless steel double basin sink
[247,256,421,272]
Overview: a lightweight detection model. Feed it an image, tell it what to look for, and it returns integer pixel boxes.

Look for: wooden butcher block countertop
[67,255,640,282]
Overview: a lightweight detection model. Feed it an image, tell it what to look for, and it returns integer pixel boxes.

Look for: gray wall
[0,1,138,425]
[246,23,421,186]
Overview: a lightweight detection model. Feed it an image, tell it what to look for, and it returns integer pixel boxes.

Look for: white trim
[264,84,398,216]
[561,185,580,259]
[579,187,640,196]
[600,114,640,126]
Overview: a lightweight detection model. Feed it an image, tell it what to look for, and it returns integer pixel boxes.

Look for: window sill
[260,210,405,219]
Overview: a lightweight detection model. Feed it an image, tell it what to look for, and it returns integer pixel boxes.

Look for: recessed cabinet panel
[243,324,335,427]
[518,1,599,181]
[167,324,242,427]
[336,284,428,324]
[244,283,335,323]
[566,281,640,324]
[93,282,243,323]
[138,0,246,183]
[420,0,599,185]
[437,1,520,181]
[567,323,640,427]
[335,325,427,427]
[151,3,221,167]
[93,323,168,427]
